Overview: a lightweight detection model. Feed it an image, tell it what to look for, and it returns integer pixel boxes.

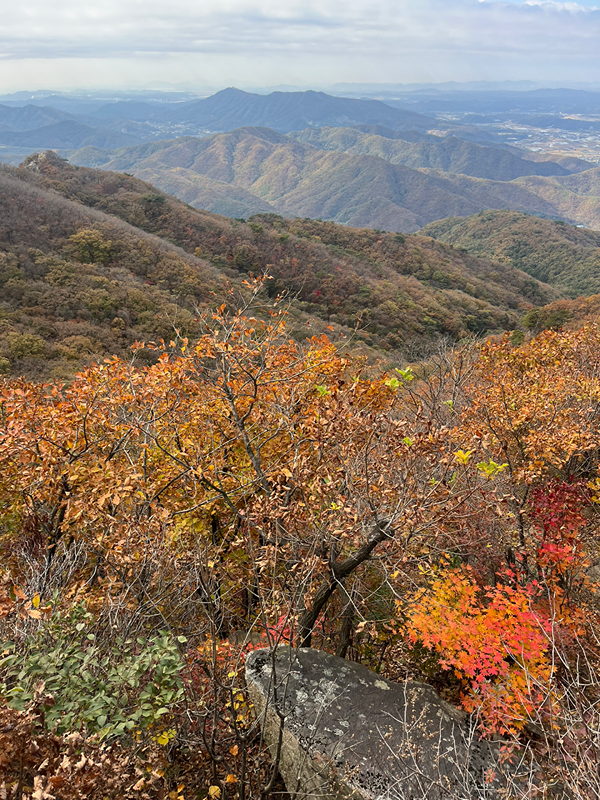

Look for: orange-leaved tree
[0,285,472,794]
[406,326,600,742]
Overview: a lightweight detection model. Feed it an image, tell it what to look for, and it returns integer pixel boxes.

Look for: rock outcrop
[246,646,535,800]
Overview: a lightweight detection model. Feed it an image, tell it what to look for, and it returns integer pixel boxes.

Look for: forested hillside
[0,165,225,379]
[69,127,600,231]
[290,126,572,180]
[422,210,600,297]
[0,152,558,378]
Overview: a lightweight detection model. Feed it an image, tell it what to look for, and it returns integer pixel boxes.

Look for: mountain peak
[21,149,72,173]
[213,87,252,98]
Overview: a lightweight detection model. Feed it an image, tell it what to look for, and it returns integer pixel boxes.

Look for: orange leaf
[12,585,26,601]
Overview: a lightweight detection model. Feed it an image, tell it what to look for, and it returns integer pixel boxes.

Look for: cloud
[522,1,598,8]
[0,0,599,88]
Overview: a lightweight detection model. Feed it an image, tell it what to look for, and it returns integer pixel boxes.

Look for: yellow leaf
[454,449,474,465]
[156,731,170,745]
[208,786,221,798]
[225,775,237,784]
[32,592,40,609]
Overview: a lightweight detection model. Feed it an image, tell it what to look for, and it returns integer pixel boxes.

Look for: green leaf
[394,367,415,382]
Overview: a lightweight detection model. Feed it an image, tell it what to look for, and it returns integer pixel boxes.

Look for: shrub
[7,332,45,359]
[1,605,185,740]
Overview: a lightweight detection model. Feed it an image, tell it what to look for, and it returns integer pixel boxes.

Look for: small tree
[68,229,112,265]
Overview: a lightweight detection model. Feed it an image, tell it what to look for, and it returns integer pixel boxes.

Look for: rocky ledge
[246,646,537,800]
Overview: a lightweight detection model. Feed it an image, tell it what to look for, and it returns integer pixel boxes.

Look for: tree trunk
[298,520,390,648]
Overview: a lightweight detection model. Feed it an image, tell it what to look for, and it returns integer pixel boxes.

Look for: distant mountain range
[152,87,439,133]
[0,104,74,131]
[68,126,600,232]
[2,85,600,143]
[0,120,137,150]
[0,88,502,158]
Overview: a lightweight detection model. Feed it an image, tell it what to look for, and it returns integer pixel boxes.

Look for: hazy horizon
[1,1,600,94]
[4,79,600,100]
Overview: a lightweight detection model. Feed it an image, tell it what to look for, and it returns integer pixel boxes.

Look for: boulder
[245,646,535,800]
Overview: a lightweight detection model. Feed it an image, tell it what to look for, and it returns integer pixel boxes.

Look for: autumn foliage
[407,568,555,735]
[1,291,600,797]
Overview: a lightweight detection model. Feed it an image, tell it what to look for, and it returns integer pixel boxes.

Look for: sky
[1,0,600,92]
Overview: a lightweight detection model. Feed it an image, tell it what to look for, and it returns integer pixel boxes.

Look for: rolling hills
[0,152,559,378]
[421,210,600,298]
[0,104,75,132]
[289,126,572,180]
[69,127,600,232]
[521,151,594,174]
[0,120,138,150]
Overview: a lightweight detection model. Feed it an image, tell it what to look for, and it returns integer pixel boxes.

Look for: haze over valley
[2,84,600,233]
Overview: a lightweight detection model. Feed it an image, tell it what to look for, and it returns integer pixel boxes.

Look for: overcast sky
[0,0,599,92]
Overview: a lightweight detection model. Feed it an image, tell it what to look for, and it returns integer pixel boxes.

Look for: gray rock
[245,647,536,800]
